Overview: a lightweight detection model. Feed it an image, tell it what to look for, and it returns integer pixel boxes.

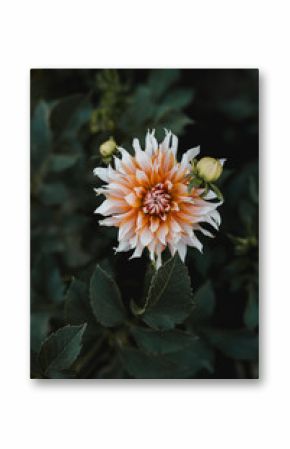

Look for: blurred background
[31,69,258,378]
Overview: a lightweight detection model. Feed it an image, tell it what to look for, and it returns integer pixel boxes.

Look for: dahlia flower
[94,130,223,269]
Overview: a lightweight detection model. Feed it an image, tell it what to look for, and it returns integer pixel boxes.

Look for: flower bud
[99,137,117,158]
[196,157,223,182]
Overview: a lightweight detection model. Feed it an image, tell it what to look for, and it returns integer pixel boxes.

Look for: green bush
[31,69,258,379]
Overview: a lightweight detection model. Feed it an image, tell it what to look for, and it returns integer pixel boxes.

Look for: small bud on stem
[196,157,223,182]
[99,137,117,158]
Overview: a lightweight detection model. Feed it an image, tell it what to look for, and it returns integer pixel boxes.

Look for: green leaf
[65,277,102,346]
[131,326,198,355]
[204,329,258,360]
[194,281,216,321]
[141,255,194,330]
[244,285,258,330]
[49,154,79,172]
[89,265,126,327]
[39,324,87,377]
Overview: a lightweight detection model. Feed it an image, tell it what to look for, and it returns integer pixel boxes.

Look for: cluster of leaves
[34,256,214,378]
[31,69,258,379]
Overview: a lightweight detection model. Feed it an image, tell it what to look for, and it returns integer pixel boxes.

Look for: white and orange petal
[93,129,224,268]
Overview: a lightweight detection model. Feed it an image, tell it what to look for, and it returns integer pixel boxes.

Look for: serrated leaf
[39,324,87,377]
[65,278,101,346]
[141,255,194,330]
[90,265,126,327]
[131,327,198,354]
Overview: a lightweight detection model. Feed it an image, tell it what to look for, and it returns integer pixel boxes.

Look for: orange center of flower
[142,183,171,218]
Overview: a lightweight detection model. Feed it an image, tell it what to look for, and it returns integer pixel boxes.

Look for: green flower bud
[196,157,223,182]
[99,137,117,158]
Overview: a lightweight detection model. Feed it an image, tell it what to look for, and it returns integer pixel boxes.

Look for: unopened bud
[196,157,223,182]
[99,137,117,158]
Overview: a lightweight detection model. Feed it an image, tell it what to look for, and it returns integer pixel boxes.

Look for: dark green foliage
[204,329,258,361]
[31,312,50,353]
[31,254,64,304]
[38,324,87,378]
[50,94,91,139]
[31,69,258,379]
[31,101,52,170]
[120,348,174,379]
[65,278,91,325]
[135,255,194,330]
[118,69,193,143]
[244,285,259,330]
[130,327,198,354]
[49,154,80,172]
[89,265,127,327]
[120,338,213,379]
[193,281,216,322]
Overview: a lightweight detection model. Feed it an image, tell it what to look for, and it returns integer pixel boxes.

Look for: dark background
[31,69,258,378]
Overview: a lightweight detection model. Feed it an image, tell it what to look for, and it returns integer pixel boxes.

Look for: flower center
[143,183,171,217]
